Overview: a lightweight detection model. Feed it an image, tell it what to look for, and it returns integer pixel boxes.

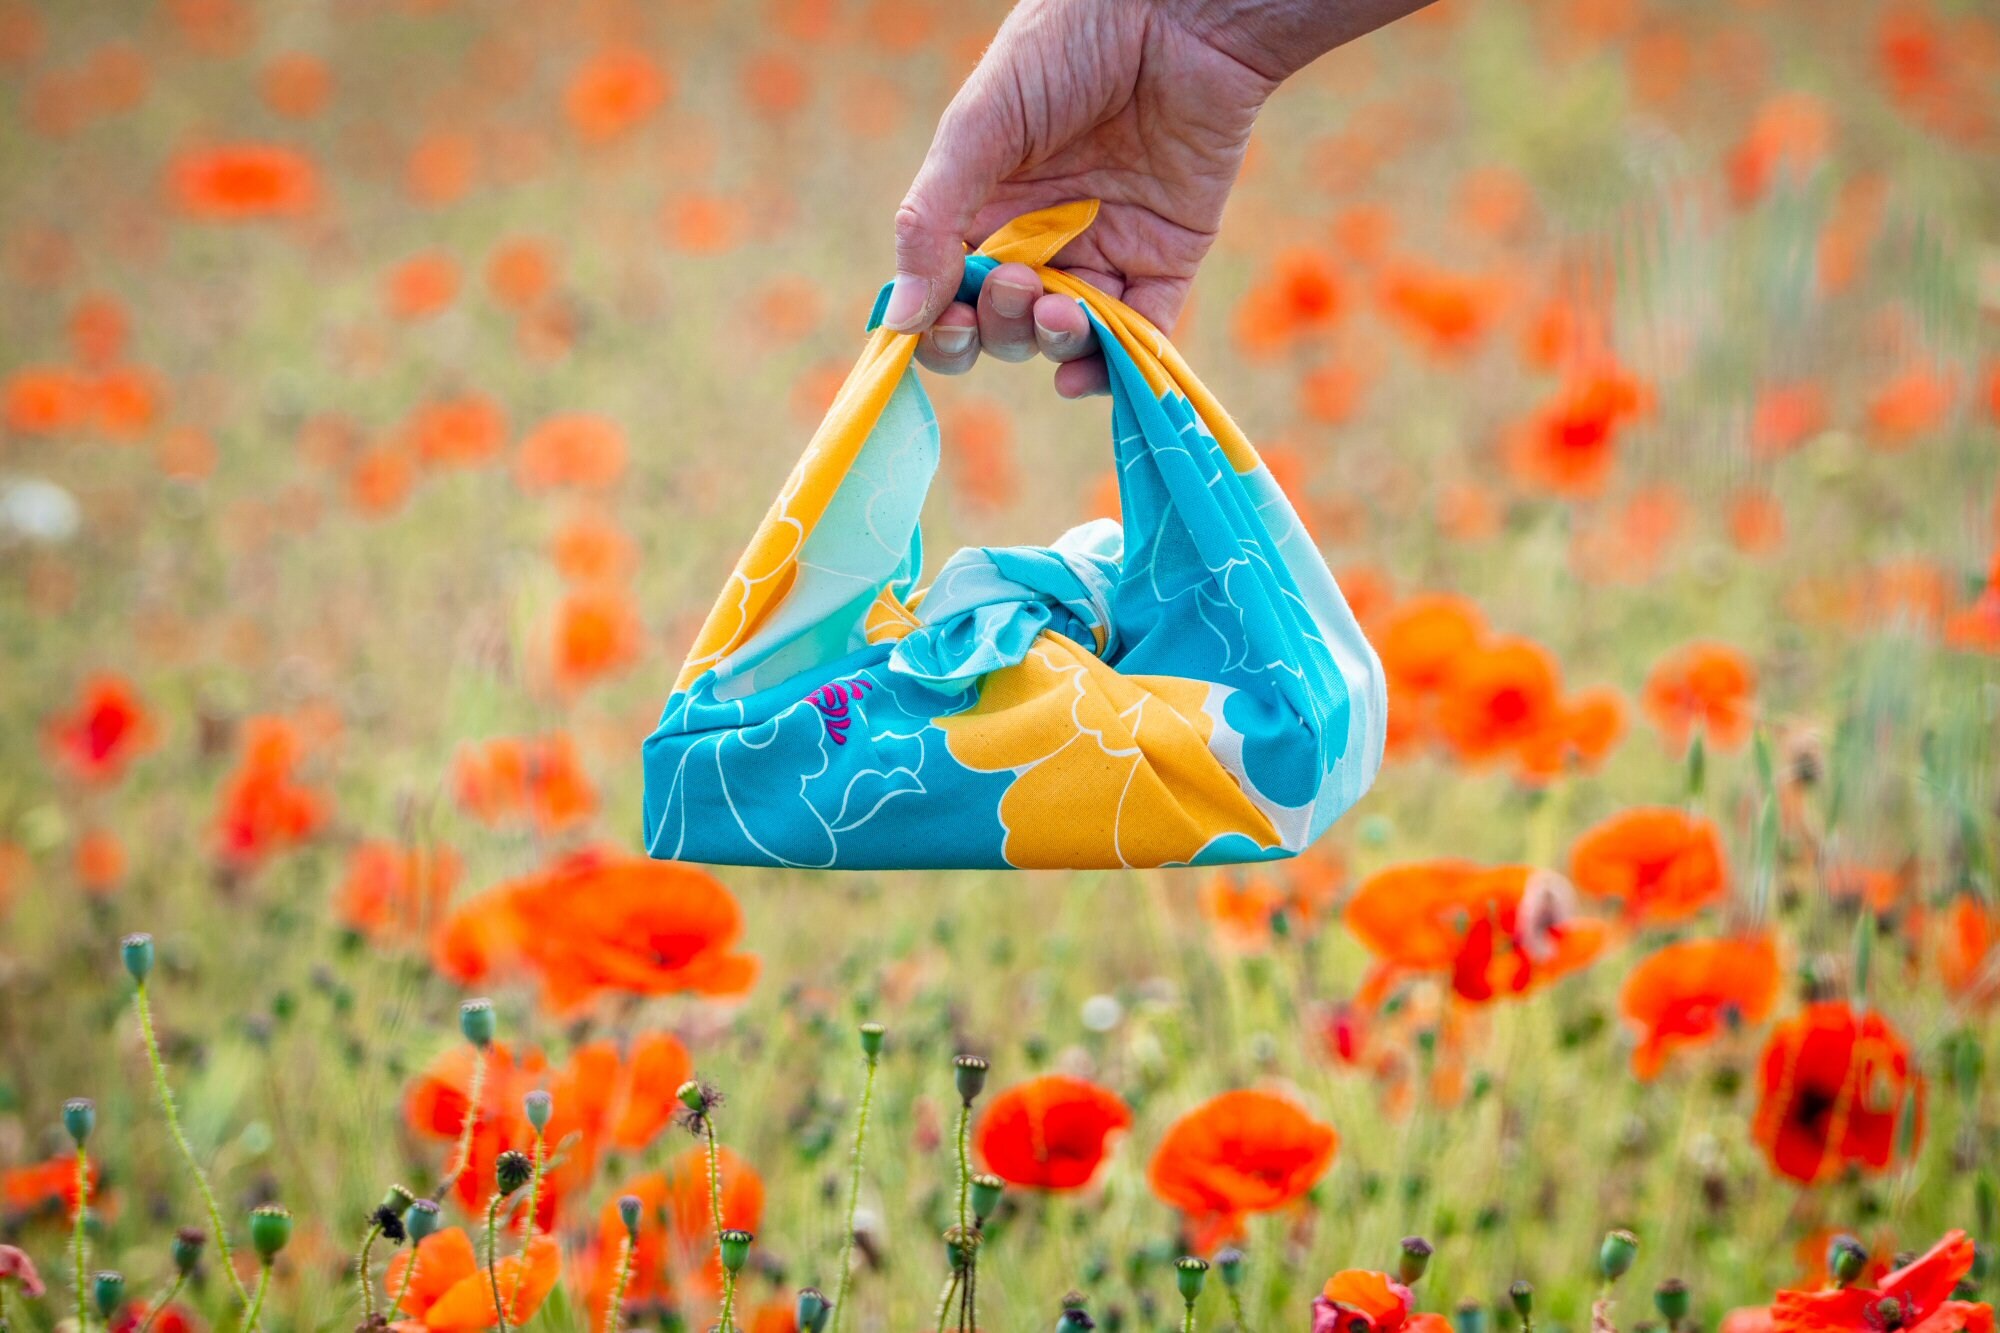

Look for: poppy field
[4,0,2000,1331]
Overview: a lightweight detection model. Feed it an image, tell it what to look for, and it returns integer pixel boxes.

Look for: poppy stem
[1183,1297,1198,1333]
[484,1191,512,1333]
[1225,1282,1249,1333]
[244,1265,271,1333]
[932,1269,960,1333]
[719,1264,740,1333]
[388,1246,421,1321]
[601,1234,635,1333]
[519,1130,546,1260]
[135,982,251,1305]
[955,1100,977,1333]
[703,1118,725,1253]
[71,1147,88,1332]
[830,1046,880,1333]
[356,1221,382,1322]
[433,1046,487,1204]
[136,1274,187,1333]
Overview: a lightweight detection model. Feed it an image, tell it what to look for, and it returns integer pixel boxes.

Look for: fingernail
[932,325,975,355]
[990,279,1037,320]
[1035,318,1078,352]
[883,273,930,331]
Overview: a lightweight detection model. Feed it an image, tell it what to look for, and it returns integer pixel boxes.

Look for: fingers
[977,263,1042,363]
[914,302,980,375]
[886,92,1011,333]
[1032,292,1095,364]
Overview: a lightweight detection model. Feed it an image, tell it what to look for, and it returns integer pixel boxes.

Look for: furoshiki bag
[643,200,1385,870]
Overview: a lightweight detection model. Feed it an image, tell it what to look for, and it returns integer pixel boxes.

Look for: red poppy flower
[451,733,598,833]
[1643,641,1755,752]
[1772,1231,1991,1333]
[1507,362,1653,499]
[1619,935,1780,1078]
[975,1075,1133,1190]
[1752,1001,1923,1185]
[1569,808,1728,924]
[382,1227,560,1331]
[1316,1271,1452,1333]
[1433,637,1562,767]
[169,143,318,220]
[333,841,460,941]
[588,1148,765,1327]
[211,715,329,867]
[46,675,155,783]
[1147,1089,1336,1249]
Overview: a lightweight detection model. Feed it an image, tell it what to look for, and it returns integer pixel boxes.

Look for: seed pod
[617,1194,642,1239]
[404,1199,441,1244]
[122,933,155,983]
[63,1098,95,1147]
[859,1022,886,1059]
[1215,1248,1245,1290]
[719,1228,753,1274]
[93,1270,126,1319]
[1509,1282,1534,1321]
[524,1090,553,1133]
[495,1150,533,1196]
[796,1287,833,1333]
[1175,1256,1208,1305]
[1399,1236,1434,1285]
[1828,1235,1868,1288]
[971,1173,1004,1222]
[249,1205,293,1263]
[953,1055,989,1104]
[458,999,496,1048]
[1599,1230,1639,1282]
[1655,1279,1690,1323]
[172,1227,206,1276]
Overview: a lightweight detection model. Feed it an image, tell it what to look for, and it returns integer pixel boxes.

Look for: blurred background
[2,0,1999,1330]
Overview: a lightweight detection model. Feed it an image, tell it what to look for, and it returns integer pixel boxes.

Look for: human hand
[886,0,1430,396]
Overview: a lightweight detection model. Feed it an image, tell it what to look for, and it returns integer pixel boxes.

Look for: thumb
[885,95,1010,333]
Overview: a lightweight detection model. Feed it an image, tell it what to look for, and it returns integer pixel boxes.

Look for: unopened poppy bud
[971,1173,1004,1222]
[1454,1300,1486,1333]
[617,1194,642,1239]
[122,932,155,983]
[719,1228,753,1274]
[404,1199,440,1244]
[1175,1256,1208,1305]
[1509,1281,1534,1321]
[1829,1235,1868,1287]
[93,1270,125,1318]
[63,1098,95,1146]
[859,1022,886,1059]
[1599,1230,1639,1282]
[524,1089,553,1133]
[1399,1236,1434,1285]
[1655,1279,1690,1323]
[458,998,495,1048]
[1215,1248,1245,1289]
[797,1287,832,1333]
[953,1054,989,1104]
[172,1227,205,1276]
[249,1204,292,1263]
[1875,1299,1904,1331]
[495,1149,532,1196]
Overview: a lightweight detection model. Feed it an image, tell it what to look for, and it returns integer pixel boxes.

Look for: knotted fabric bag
[644,201,1385,870]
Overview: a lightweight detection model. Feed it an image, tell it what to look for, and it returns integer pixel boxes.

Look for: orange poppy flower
[1236,249,1346,357]
[486,239,554,311]
[385,252,460,321]
[46,675,155,784]
[1752,382,1828,458]
[1945,590,2000,654]
[1726,93,1832,205]
[551,512,638,585]
[1516,686,1626,782]
[1375,259,1504,357]
[1866,365,1956,448]
[516,413,627,492]
[1619,934,1780,1078]
[1752,1001,1923,1185]
[1198,873,1289,953]
[1347,861,1608,1005]
[169,143,318,220]
[566,48,669,142]
[3,365,89,434]
[432,849,758,1015]
[1939,895,1998,999]
[381,1227,559,1331]
[1147,1089,1336,1248]
[333,842,461,941]
[75,827,126,896]
[1316,1270,1451,1333]
[406,394,507,470]
[1772,1231,1990,1333]
[1433,637,1562,768]
[451,733,598,833]
[2,1156,98,1216]
[1824,863,1907,913]
[87,367,162,439]
[974,1075,1133,1190]
[349,446,416,516]
[1642,641,1756,752]
[405,130,478,207]
[1377,594,1485,696]
[551,586,644,691]
[1569,807,1727,923]
[1507,361,1652,499]
[211,715,329,867]
[1728,488,1786,555]
[589,1149,765,1326]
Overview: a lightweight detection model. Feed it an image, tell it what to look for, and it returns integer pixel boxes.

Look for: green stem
[830,1052,879,1333]
[601,1235,635,1333]
[356,1216,382,1312]
[522,1131,546,1248]
[136,1274,187,1333]
[1184,1299,1198,1333]
[388,1245,422,1321]
[485,1193,511,1333]
[703,1119,724,1241]
[433,1046,487,1204]
[136,983,250,1306]
[932,1270,961,1333]
[1225,1285,1249,1333]
[954,1102,971,1236]
[718,1267,739,1333]
[244,1266,271,1333]
[72,1148,89,1332]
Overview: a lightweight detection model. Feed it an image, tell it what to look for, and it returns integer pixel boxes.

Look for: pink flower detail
[806,677,873,746]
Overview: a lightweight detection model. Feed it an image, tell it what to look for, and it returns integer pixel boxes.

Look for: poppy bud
[524,1089,553,1133]
[1175,1256,1208,1305]
[405,1199,441,1244]
[944,1224,977,1271]
[1828,1235,1868,1288]
[678,1079,709,1114]
[122,932,155,983]
[617,1194,642,1239]
[1399,1236,1433,1285]
[1058,1294,1097,1333]
[953,1054,989,1104]
[1655,1279,1689,1324]
[172,1227,205,1276]
[797,1287,833,1333]
[1509,1281,1534,1322]
[1599,1230,1639,1282]
[249,1204,293,1263]
[63,1098,95,1147]
[1454,1300,1486,1333]
[859,1022,886,1059]
[971,1173,1004,1222]
[458,999,495,1048]
[93,1270,125,1318]
[495,1150,533,1196]
[1214,1248,1245,1289]
[719,1229,753,1274]
[1875,1299,1904,1331]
